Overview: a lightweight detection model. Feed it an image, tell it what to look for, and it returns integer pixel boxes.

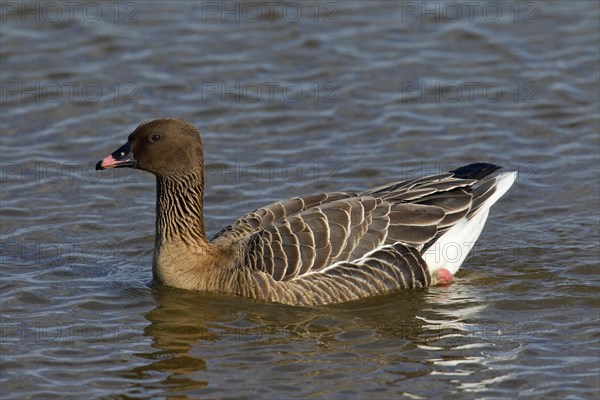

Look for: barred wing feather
[211,163,515,305]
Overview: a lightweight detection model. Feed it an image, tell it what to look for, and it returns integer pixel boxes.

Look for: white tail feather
[423,171,516,275]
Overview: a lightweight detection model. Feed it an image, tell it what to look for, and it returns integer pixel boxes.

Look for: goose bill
[95,142,137,170]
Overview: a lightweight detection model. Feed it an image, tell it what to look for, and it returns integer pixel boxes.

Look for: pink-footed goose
[96,118,516,306]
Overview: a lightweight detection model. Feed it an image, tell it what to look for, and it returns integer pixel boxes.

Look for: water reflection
[142,286,433,346]
[127,284,503,395]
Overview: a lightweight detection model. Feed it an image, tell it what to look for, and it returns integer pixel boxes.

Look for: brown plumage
[96,118,516,306]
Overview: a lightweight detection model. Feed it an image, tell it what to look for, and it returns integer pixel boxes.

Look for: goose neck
[155,172,207,245]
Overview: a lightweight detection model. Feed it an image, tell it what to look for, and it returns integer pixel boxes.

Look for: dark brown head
[96,118,204,177]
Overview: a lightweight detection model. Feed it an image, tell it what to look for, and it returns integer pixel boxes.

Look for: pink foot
[437,268,454,285]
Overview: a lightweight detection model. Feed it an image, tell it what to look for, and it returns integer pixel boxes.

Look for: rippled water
[1,1,599,398]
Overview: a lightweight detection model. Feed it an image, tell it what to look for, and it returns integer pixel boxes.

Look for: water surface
[1,1,599,398]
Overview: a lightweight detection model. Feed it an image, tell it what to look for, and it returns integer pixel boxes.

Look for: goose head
[95,118,204,178]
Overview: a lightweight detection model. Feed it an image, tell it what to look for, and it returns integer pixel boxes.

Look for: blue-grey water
[1,1,599,399]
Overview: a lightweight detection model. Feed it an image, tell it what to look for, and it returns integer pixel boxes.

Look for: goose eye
[150,133,161,142]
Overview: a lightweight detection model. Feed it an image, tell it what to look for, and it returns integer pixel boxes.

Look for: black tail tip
[450,163,502,180]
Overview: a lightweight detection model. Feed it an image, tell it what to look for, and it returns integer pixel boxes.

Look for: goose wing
[213,165,502,283]
[210,192,357,242]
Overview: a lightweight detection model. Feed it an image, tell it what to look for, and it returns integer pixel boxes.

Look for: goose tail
[423,166,517,277]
